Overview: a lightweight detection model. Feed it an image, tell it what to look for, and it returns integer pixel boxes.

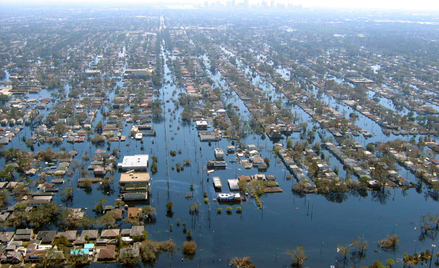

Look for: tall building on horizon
[226,0,236,7]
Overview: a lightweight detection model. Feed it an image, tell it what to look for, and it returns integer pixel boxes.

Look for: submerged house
[119,172,150,201]
[213,177,222,191]
[214,148,225,160]
[217,192,241,202]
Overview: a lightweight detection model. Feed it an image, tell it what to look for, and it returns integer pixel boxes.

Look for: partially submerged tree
[378,234,399,250]
[183,241,197,256]
[230,256,256,268]
[141,206,157,221]
[166,201,174,212]
[352,236,368,256]
[287,246,307,267]
[93,198,107,214]
[118,247,141,265]
[61,184,73,202]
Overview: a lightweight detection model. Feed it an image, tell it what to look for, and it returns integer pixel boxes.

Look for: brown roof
[57,230,77,241]
[98,245,116,260]
[127,207,142,218]
[238,175,252,182]
[80,230,98,240]
[100,229,120,238]
[120,229,131,236]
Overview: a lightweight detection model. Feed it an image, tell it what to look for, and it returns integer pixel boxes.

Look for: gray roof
[81,230,98,240]
[36,231,56,244]
[16,229,33,235]
[130,226,144,237]
[57,230,77,241]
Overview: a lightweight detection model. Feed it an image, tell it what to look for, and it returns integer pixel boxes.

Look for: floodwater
[2,44,438,268]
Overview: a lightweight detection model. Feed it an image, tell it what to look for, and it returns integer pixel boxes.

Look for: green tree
[53,235,70,250]
[264,157,270,166]
[93,198,107,214]
[286,138,293,149]
[100,177,114,191]
[118,248,141,264]
[186,229,193,239]
[80,177,92,189]
[386,258,395,267]
[97,213,117,228]
[61,185,73,202]
[54,122,66,136]
[166,201,174,212]
[151,99,163,117]
[28,203,61,228]
[0,165,15,181]
[65,252,89,266]
[150,160,158,174]
[0,189,9,207]
[40,248,64,267]
[141,206,157,221]
[94,121,103,134]
[366,142,375,153]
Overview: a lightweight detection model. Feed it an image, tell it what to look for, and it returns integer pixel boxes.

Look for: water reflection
[325,192,348,203]
[371,190,391,204]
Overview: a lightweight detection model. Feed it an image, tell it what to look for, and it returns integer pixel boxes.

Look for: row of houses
[0,226,145,264]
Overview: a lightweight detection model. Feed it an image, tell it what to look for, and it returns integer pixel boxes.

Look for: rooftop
[120,172,150,183]
[118,154,149,170]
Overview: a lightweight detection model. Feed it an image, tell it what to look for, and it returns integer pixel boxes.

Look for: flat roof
[228,179,239,190]
[120,172,150,183]
[118,154,149,169]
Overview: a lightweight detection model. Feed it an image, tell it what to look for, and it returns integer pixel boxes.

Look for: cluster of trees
[2,203,61,229]
[150,156,158,174]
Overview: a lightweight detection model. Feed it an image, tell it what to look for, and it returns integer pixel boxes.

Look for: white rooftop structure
[196,120,208,130]
[228,179,239,191]
[118,155,149,171]
[217,192,241,202]
[214,148,225,160]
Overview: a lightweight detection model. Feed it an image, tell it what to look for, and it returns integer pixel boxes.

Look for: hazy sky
[1,0,439,11]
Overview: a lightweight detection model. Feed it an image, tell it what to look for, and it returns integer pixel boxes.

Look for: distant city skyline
[1,0,439,11]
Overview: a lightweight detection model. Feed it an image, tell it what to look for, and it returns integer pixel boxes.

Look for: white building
[214,148,225,160]
[124,68,152,77]
[217,192,241,202]
[228,179,239,191]
[118,155,149,171]
[196,120,208,130]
